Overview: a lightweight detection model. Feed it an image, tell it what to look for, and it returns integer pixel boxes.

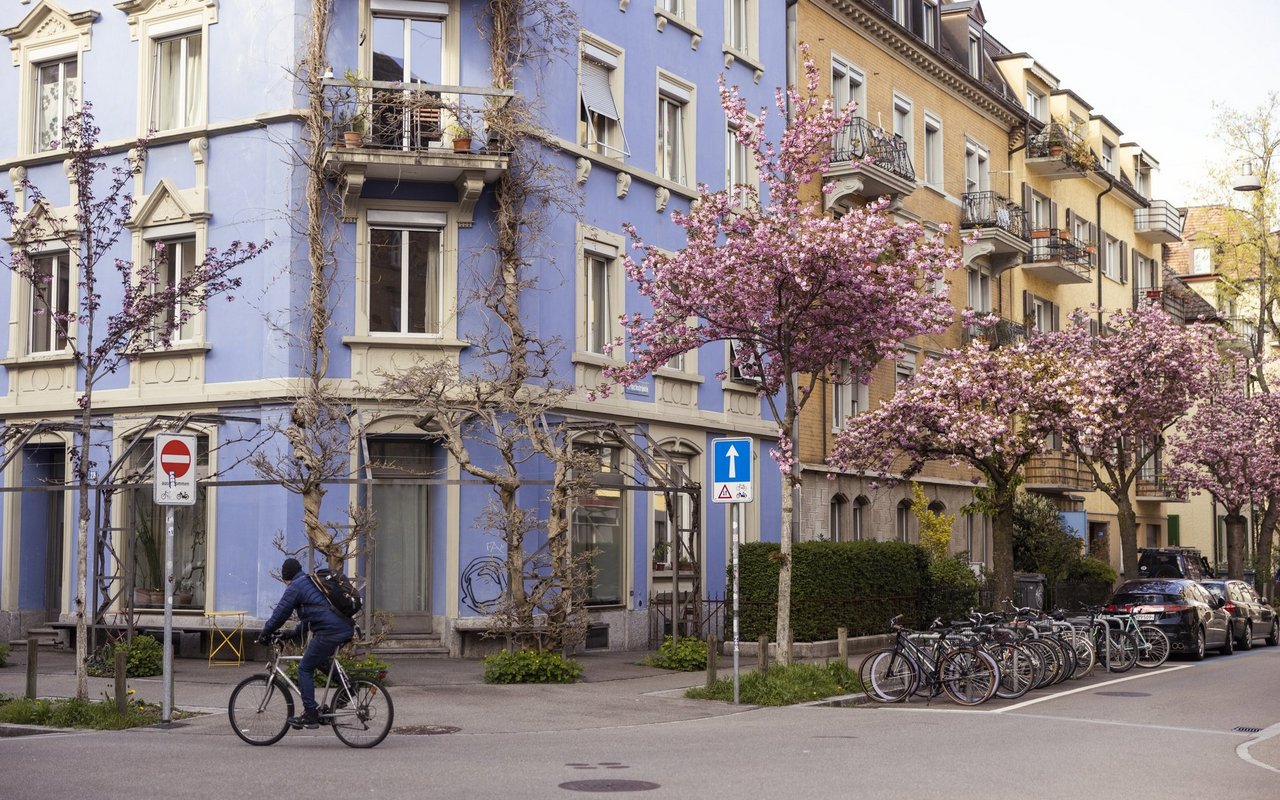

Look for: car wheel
[1190,627,1206,661]
[1267,619,1279,647]
[1239,622,1253,651]
[1220,623,1234,655]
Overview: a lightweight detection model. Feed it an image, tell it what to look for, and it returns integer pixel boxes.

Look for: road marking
[998,712,1242,737]
[992,664,1194,713]
[1237,722,1280,775]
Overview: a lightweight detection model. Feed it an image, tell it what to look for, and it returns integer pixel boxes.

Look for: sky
[976,0,1280,207]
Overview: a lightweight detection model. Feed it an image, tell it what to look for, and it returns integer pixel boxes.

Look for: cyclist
[256,557,354,729]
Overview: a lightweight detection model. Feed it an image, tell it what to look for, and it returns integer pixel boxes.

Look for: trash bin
[1014,573,1045,611]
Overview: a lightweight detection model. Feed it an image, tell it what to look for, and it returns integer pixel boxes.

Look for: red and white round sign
[159,438,192,479]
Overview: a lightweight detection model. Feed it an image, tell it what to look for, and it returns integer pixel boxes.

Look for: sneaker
[287,709,320,729]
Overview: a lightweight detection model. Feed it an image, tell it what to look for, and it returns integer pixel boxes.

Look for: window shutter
[1050,200,1058,230]
[1022,289,1032,329]
[580,60,620,121]
[1022,184,1033,224]
[1097,226,1105,273]
[1120,241,1128,283]
[1051,302,1060,331]
[1066,208,1075,236]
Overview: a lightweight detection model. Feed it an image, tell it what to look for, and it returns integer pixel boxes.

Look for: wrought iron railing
[1027,122,1095,171]
[323,79,511,155]
[962,316,1028,347]
[829,117,915,182]
[1136,476,1187,501]
[961,191,1030,240]
[1226,315,1259,346]
[1028,228,1093,277]
[1135,199,1184,236]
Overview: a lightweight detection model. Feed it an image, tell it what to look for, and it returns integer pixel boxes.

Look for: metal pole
[732,502,741,705]
[162,504,175,723]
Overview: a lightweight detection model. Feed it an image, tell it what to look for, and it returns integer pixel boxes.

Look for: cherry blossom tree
[1055,305,1222,582]
[1166,355,1280,579]
[828,328,1080,604]
[598,60,959,664]
[0,107,269,698]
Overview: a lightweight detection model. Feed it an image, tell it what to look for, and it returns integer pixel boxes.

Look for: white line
[992,664,1194,713]
[998,711,1241,737]
[1238,723,1280,775]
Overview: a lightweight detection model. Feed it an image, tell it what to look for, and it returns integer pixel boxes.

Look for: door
[21,444,65,619]
[368,438,437,633]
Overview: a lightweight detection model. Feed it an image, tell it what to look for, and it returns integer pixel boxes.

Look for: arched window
[829,494,848,542]
[853,495,869,541]
[896,499,913,543]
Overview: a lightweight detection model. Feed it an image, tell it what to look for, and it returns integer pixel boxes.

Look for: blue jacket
[263,574,354,641]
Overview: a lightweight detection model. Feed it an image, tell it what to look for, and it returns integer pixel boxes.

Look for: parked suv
[1200,579,1280,649]
[1137,547,1213,580]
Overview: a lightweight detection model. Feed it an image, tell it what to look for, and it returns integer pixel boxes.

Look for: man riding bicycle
[256,557,354,729]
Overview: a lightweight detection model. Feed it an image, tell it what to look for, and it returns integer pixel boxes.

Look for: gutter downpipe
[1096,175,1116,328]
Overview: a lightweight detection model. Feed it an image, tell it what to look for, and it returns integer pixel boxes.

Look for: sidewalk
[0,644,763,735]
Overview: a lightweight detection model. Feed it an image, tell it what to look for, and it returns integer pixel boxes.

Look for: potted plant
[344,114,366,148]
[134,515,164,606]
[652,539,671,570]
[448,120,474,153]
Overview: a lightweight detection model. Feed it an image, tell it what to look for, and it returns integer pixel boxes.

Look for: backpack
[311,568,363,619]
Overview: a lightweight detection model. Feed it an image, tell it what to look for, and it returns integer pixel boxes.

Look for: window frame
[923,112,943,189]
[964,140,990,194]
[831,55,866,118]
[832,359,868,430]
[149,29,204,133]
[726,114,759,204]
[144,235,199,344]
[6,2,95,155]
[1192,247,1212,275]
[657,72,695,186]
[892,92,914,158]
[26,251,73,355]
[724,0,758,59]
[579,35,630,160]
[576,225,626,359]
[921,0,938,47]
[33,56,80,153]
[571,440,630,607]
[357,205,457,340]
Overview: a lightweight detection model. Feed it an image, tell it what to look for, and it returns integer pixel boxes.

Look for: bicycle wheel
[1065,631,1096,679]
[1023,639,1060,688]
[1043,637,1075,685]
[939,647,998,706]
[330,677,394,748]
[229,674,293,746]
[1135,625,1170,669]
[859,649,918,703]
[1104,629,1139,673]
[990,643,1035,700]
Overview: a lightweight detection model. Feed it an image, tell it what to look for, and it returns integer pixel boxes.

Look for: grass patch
[0,693,194,730]
[684,661,862,706]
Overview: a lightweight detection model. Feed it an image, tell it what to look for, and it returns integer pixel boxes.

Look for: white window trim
[892,92,913,161]
[964,139,990,194]
[723,0,758,61]
[923,112,943,189]
[575,225,626,361]
[832,360,869,431]
[921,0,938,46]
[726,115,758,205]
[657,71,695,187]
[24,250,73,355]
[831,54,866,118]
[1104,235,1121,281]
[356,203,458,340]
[580,32,629,160]
[4,2,95,155]
[121,1,219,136]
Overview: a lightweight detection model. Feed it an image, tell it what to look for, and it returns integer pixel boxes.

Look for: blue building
[0,0,786,656]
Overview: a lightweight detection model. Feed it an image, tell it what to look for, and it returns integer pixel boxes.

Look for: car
[1200,579,1279,649]
[1105,578,1232,660]
[1137,547,1213,580]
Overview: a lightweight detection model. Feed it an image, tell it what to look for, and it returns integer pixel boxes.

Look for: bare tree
[0,108,268,698]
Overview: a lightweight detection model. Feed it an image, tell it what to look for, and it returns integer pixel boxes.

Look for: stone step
[372,647,452,659]
[9,627,68,649]
[369,633,449,658]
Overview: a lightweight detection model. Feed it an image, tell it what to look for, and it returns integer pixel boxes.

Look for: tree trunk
[1256,495,1280,600]
[990,489,1016,609]
[773,469,796,667]
[1115,497,1139,581]
[74,419,91,700]
[1225,511,1248,580]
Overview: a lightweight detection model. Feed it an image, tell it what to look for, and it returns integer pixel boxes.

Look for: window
[1104,235,1121,281]
[35,58,78,152]
[148,238,198,343]
[1101,140,1115,175]
[372,8,445,84]
[965,141,989,194]
[573,443,626,605]
[367,438,439,616]
[368,223,443,335]
[658,0,687,18]
[657,76,693,185]
[1025,87,1045,123]
[893,93,913,156]
[968,265,992,313]
[895,351,916,389]
[892,0,908,25]
[726,122,755,203]
[725,0,756,56]
[921,0,938,46]
[833,359,868,428]
[852,496,868,541]
[653,454,694,569]
[150,31,203,131]
[896,499,912,543]
[127,434,210,610]
[1135,253,1159,292]
[923,114,942,189]
[829,495,846,542]
[1192,247,1212,275]
[831,56,865,118]
[585,252,614,354]
[577,227,624,357]
[579,40,628,158]
[727,339,762,385]
[967,30,982,79]
[28,253,71,354]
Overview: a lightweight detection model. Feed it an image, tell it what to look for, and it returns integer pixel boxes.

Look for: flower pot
[1030,229,1050,240]
[452,137,472,153]
[134,588,153,607]
[1048,144,1063,157]
[176,591,194,607]
[343,130,363,147]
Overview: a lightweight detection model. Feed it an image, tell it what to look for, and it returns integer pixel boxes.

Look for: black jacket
[262,573,355,641]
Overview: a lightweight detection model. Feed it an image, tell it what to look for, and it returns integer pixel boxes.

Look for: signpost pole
[162,500,175,723]
[732,501,740,705]
[153,433,196,725]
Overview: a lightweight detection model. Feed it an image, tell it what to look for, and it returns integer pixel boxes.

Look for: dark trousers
[298,635,347,713]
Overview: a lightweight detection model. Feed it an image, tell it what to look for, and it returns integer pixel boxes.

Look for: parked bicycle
[859,615,1000,706]
[228,632,394,748]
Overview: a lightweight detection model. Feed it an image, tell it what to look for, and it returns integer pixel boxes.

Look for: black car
[1106,579,1231,660]
[1200,579,1279,650]
[1137,547,1213,580]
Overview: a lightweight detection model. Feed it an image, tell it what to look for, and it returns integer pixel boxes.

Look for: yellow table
[205,611,248,666]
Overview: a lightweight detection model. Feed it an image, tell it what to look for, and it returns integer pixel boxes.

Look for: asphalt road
[3,647,1277,799]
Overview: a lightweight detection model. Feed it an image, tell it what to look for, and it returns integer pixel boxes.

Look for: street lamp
[1233,159,1263,192]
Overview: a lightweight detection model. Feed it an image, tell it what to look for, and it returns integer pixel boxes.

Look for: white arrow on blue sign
[711,437,753,504]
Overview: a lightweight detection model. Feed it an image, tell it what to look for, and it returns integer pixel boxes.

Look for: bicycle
[859,615,1000,706]
[228,633,394,748]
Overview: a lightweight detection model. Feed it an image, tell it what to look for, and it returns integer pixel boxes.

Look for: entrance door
[20,444,65,619]
[368,439,435,633]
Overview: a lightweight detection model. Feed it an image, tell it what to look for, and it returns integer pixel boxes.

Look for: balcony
[1025,451,1093,493]
[1135,200,1185,243]
[1023,229,1093,284]
[320,79,514,224]
[1025,123,1095,180]
[1224,315,1259,351]
[960,192,1031,268]
[962,316,1027,348]
[824,117,916,210]
[1136,476,1187,503]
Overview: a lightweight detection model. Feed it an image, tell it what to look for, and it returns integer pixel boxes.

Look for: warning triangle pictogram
[717,485,733,500]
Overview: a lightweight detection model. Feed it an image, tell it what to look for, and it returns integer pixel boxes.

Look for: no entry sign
[154,433,197,506]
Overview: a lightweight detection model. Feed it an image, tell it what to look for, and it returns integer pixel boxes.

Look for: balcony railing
[1024,452,1093,492]
[1225,315,1259,348]
[323,78,513,155]
[1028,229,1092,272]
[830,117,915,183]
[1135,199,1185,243]
[962,316,1027,348]
[961,192,1030,240]
[1136,476,1187,502]
[1026,122,1097,175]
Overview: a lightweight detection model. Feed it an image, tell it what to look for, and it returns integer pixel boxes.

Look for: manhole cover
[392,725,461,735]
[1233,726,1264,734]
[1094,691,1151,697]
[559,780,660,793]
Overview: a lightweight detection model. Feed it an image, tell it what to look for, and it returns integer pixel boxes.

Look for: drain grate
[1233,726,1264,734]
[392,725,461,736]
[1094,691,1151,697]
[559,780,659,793]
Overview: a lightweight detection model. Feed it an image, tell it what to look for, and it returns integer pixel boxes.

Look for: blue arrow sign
[712,437,753,504]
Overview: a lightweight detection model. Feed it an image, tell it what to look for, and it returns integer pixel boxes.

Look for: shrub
[643,636,707,671]
[1013,491,1082,583]
[0,694,181,729]
[86,635,163,678]
[282,651,391,687]
[685,661,860,705]
[912,483,955,561]
[1067,556,1118,585]
[923,555,981,624]
[0,642,9,667]
[482,649,582,684]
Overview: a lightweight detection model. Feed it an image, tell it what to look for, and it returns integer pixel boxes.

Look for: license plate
[1134,614,1155,621]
